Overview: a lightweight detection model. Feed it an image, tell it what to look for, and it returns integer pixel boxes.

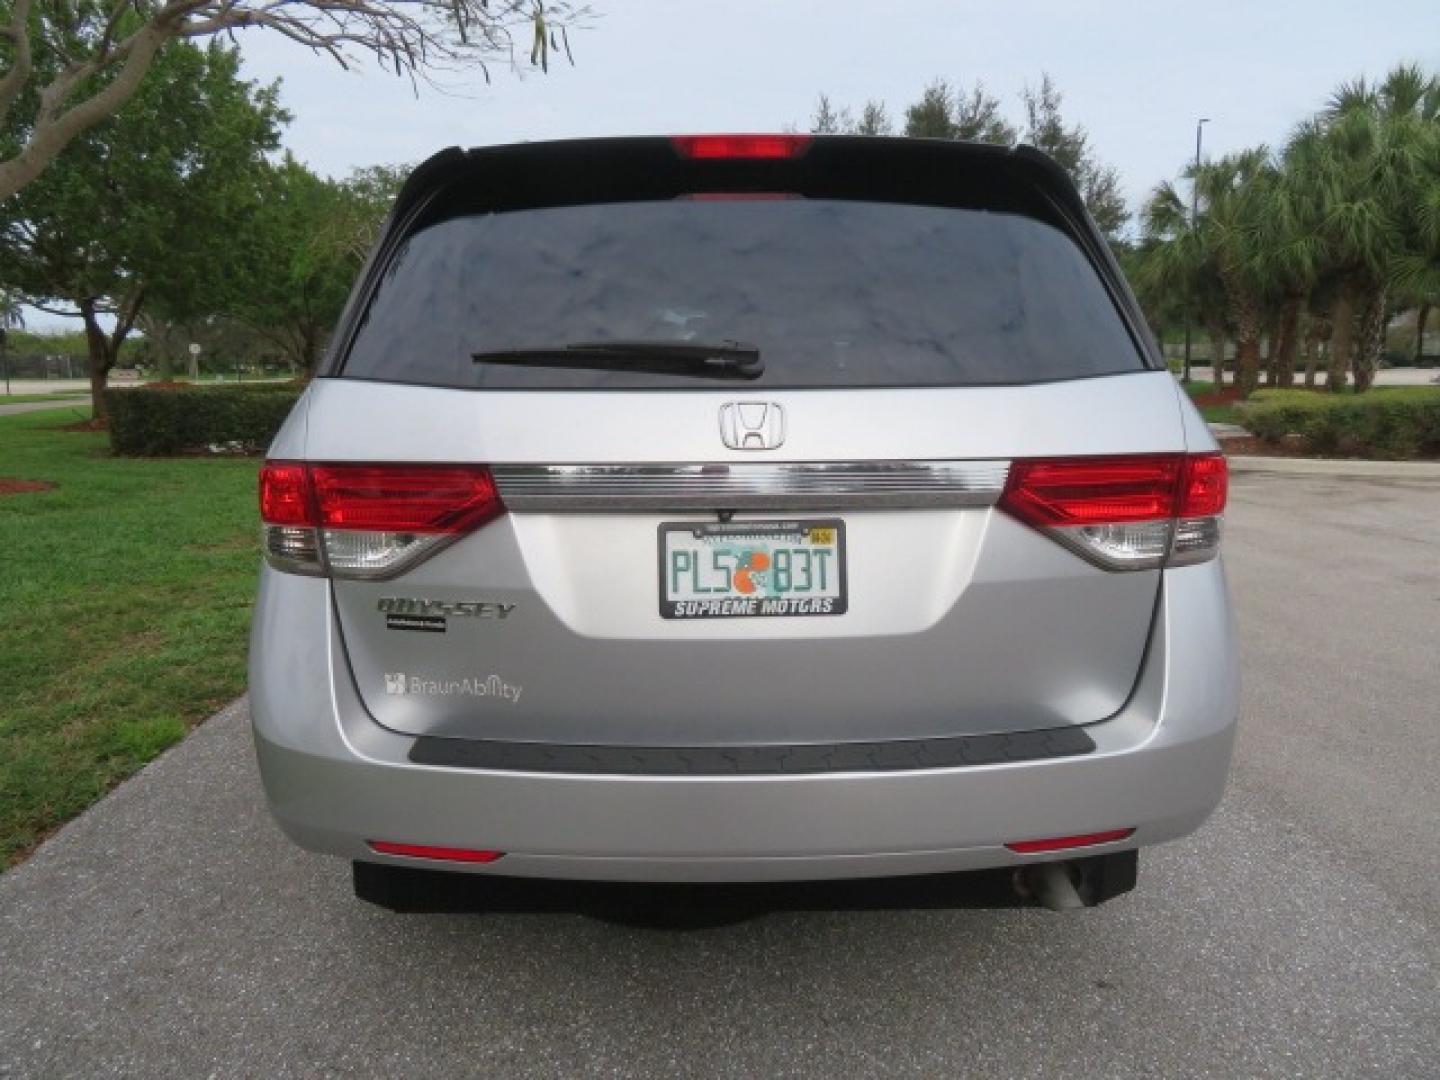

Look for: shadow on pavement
[366,867,1031,929]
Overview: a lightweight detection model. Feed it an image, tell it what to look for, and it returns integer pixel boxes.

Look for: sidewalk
[0,379,91,396]
[0,399,90,418]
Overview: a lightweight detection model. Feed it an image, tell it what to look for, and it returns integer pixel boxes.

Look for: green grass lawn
[0,408,260,868]
[1196,405,1237,424]
[1178,380,1240,424]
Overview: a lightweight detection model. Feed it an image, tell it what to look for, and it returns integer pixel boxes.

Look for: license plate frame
[657,518,848,619]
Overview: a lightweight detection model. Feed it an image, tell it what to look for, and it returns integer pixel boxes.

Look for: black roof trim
[388,135,1092,224]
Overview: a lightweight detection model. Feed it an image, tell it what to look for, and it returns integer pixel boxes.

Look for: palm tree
[1136,180,1230,385]
[1299,283,1337,388]
[1304,66,1440,391]
[1386,85,1440,369]
[1253,129,1331,387]
[1191,149,1278,397]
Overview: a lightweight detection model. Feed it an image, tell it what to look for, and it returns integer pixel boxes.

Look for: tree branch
[1,1,586,202]
[26,299,84,318]
[110,284,148,352]
[0,0,35,125]
[2,24,170,201]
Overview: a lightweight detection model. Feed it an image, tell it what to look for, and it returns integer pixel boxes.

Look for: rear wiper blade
[472,339,763,380]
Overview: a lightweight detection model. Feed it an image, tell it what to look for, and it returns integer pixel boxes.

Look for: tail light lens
[1170,454,1228,566]
[999,453,1226,570]
[670,134,812,159]
[258,462,323,575]
[259,462,504,579]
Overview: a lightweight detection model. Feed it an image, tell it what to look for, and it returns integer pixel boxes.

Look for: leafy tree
[808,94,852,134]
[903,79,1015,144]
[807,96,891,136]
[225,159,404,370]
[0,1,581,200]
[132,311,280,376]
[856,100,892,136]
[1021,74,1127,238]
[805,76,1124,237]
[0,40,283,416]
[0,287,20,328]
[0,326,89,355]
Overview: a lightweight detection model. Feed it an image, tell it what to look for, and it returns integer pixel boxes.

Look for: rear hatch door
[313,136,1179,747]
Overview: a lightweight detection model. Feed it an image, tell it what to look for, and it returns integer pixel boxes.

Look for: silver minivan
[249,134,1238,911]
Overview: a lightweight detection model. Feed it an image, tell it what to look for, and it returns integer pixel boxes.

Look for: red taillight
[259,462,316,526]
[998,453,1226,571]
[670,134,812,160]
[260,462,505,579]
[310,464,502,534]
[368,841,505,864]
[1005,828,1135,854]
[1179,453,1227,516]
[1001,456,1184,527]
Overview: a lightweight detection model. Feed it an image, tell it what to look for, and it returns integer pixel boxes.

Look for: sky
[234,0,1440,203]
[21,0,1440,331]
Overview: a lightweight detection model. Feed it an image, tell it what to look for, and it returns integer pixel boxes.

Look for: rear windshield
[341,198,1144,389]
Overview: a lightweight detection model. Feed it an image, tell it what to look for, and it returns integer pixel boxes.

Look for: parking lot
[2,470,1438,1078]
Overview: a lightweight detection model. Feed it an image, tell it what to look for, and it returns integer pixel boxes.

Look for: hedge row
[106,383,304,456]
[1241,389,1440,459]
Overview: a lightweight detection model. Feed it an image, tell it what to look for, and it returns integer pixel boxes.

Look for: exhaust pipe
[1015,861,1086,911]
[1012,850,1139,911]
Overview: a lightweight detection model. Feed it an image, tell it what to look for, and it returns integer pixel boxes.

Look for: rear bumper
[248,562,1238,882]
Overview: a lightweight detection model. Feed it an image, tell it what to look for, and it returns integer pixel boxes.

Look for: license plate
[658,519,847,619]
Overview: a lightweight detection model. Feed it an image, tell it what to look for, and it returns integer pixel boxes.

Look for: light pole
[1182,117,1210,385]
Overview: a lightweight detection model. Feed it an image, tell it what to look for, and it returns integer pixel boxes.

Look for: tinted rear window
[341,198,1143,389]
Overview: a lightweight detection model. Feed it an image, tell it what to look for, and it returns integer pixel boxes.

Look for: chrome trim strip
[493,461,1009,511]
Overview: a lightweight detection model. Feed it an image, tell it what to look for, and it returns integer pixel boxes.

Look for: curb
[1208,422,1249,438]
[1227,455,1440,480]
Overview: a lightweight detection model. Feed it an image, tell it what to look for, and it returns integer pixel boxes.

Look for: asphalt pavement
[2,472,1438,1078]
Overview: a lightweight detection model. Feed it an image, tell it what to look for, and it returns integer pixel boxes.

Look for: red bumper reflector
[368,841,505,864]
[670,134,812,160]
[1005,828,1135,854]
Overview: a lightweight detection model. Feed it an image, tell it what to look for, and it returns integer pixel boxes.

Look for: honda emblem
[719,402,785,450]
